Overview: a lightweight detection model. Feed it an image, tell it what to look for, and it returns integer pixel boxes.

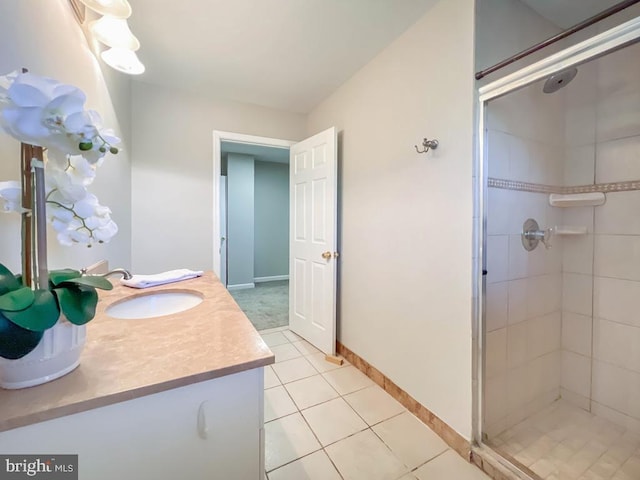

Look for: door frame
[473,15,640,455]
[212,130,296,283]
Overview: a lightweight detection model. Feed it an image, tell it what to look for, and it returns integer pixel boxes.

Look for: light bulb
[101,48,145,75]
[90,17,140,50]
[79,0,132,19]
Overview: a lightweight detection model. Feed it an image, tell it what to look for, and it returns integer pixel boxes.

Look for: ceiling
[222,141,289,164]
[128,1,633,114]
[521,0,624,28]
[127,0,437,114]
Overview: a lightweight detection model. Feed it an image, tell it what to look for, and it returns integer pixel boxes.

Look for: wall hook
[415,138,439,154]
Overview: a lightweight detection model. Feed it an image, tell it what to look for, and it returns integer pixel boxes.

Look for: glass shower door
[480,35,640,480]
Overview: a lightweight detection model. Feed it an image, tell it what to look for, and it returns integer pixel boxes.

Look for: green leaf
[0,311,43,360]
[0,287,35,312]
[54,286,98,325]
[49,269,81,287]
[61,276,113,291]
[3,290,59,332]
[0,264,21,296]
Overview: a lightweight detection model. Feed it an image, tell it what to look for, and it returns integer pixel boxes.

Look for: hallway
[230,281,289,330]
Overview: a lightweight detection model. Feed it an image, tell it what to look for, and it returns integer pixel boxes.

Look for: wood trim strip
[334,343,534,479]
[336,341,471,460]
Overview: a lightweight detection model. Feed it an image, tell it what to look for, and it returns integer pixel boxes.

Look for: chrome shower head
[543,67,578,94]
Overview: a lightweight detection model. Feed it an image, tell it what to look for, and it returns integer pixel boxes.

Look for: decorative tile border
[487,179,560,194]
[568,180,640,193]
[336,341,472,461]
[488,178,640,194]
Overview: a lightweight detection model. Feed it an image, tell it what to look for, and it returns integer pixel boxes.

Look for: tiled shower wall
[558,52,597,412]
[485,39,640,438]
[560,41,640,434]
[484,81,565,437]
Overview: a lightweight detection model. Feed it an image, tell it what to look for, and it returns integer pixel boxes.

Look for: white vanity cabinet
[0,368,265,480]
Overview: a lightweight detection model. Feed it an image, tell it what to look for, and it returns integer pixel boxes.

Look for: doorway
[213,128,338,354]
[213,132,294,331]
[223,141,291,330]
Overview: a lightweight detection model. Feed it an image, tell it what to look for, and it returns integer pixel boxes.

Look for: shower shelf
[549,192,605,207]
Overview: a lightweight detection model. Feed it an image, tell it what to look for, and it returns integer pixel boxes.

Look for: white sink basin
[106,291,203,319]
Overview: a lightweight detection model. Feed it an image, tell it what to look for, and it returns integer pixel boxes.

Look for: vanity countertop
[0,272,274,433]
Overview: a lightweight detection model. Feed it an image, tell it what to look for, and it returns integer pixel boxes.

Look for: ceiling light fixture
[100,47,146,75]
[89,16,140,50]
[70,0,144,76]
[78,0,132,19]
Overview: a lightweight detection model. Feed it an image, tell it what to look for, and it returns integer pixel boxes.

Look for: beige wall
[307,0,475,438]
[0,0,132,273]
[130,81,306,273]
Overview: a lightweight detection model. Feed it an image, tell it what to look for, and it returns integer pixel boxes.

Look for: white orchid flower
[46,151,96,190]
[48,204,75,223]
[45,190,118,246]
[0,73,84,149]
[0,70,18,94]
[45,169,88,204]
[0,180,22,213]
[67,155,97,185]
[92,219,118,242]
[68,228,92,244]
[0,70,120,249]
[0,71,120,163]
[54,217,86,246]
[72,193,99,218]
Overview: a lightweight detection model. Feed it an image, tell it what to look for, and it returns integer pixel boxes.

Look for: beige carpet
[229,280,289,330]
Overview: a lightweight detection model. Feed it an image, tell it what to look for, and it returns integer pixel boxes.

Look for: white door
[289,127,338,355]
[220,176,228,286]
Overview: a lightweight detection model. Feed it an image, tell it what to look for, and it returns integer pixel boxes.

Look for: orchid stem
[20,143,33,287]
[32,146,48,290]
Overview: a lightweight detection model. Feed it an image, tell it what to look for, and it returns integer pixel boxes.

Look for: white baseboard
[254,275,289,283]
[227,283,255,291]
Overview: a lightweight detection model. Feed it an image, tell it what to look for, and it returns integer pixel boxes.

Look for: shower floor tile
[488,400,640,479]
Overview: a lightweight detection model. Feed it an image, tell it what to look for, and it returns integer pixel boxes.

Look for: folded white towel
[121,269,204,289]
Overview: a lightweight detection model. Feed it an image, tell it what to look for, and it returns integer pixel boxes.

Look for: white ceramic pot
[0,316,86,389]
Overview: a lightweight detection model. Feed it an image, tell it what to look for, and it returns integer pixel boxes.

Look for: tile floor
[260,326,490,480]
[489,400,640,480]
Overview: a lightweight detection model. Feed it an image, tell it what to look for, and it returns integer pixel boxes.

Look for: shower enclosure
[476,17,640,480]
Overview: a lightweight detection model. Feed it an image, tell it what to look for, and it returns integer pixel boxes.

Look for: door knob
[321,251,332,260]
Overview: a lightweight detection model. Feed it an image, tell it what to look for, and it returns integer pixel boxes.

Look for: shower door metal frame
[472,15,640,474]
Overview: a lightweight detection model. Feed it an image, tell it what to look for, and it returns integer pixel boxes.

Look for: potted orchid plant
[0,70,119,388]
